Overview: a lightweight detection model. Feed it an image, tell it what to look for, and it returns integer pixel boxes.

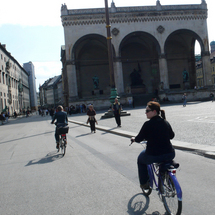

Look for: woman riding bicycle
[51,105,68,149]
[131,101,175,190]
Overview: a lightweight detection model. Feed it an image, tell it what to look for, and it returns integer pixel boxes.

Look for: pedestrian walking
[0,112,5,125]
[5,112,9,123]
[182,93,187,107]
[209,92,214,102]
[86,105,98,133]
[112,97,122,127]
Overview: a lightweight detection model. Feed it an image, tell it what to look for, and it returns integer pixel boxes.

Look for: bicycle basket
[57,126,69,134]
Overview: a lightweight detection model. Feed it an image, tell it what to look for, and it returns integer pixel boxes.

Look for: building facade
[61,0,211,106]
[39,75,63,107]
[0,43,30,114]
[196,41,215,87]
[23,61,38,110]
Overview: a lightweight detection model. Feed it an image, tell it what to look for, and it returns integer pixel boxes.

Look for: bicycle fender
[168,172,182,201]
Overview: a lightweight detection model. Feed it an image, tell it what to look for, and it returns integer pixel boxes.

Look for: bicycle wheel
[160,173,182,215]
[57,138,61,153]
[62,139,66,156]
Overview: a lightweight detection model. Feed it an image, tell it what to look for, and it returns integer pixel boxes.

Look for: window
[2,73,5,84]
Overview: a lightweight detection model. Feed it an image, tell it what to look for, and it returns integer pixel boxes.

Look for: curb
[68,119,215,159]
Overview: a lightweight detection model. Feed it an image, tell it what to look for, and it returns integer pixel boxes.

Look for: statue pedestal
[131,85,146,94]
[100,109,131,119]
[183,82,190,90]
[94,89,100,95]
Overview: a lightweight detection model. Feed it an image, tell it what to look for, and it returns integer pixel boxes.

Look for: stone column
[158,54,169,89]
[113,57,124,94]
[202,51,212,86]
[66,63,78,102]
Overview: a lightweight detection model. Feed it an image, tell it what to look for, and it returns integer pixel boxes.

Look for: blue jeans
[137,149,175,185]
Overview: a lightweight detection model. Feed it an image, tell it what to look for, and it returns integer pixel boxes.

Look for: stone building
[23,61,38,110]
[39,75,63,107]
[196,41,215,87]
[0,43,30,114]
[61,0,211,106]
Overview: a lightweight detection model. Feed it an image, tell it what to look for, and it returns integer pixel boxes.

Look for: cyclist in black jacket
[51,105,68,149]
[131,101,175,190]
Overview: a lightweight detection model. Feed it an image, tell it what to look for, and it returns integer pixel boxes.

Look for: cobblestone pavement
[68,100,215,147]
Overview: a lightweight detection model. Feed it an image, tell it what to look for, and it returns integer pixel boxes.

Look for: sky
[0,0,215,91]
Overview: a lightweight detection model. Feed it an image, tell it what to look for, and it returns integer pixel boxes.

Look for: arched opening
[165,29,204,90]
[119,32,161,94]
[72,34,111,98]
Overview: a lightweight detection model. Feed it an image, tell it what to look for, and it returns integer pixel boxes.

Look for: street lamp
[104,0,118,104]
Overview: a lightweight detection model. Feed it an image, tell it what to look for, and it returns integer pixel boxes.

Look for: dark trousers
[55,127,59,142]
[89,120,96,131]
[137,149,175,185]
[114,113,121,126]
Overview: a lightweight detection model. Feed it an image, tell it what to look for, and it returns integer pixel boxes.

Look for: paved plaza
[68,100,215,158]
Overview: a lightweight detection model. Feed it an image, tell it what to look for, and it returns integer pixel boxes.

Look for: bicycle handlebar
[129,141,133,146]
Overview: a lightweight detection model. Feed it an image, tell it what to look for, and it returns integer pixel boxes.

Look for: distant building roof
[47,75,61,87]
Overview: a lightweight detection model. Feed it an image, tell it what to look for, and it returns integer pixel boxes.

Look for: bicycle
[55,123,69,156]
[130,141,182,215]
[58,133,67,156]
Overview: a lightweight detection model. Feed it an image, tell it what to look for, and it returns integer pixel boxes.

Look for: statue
[93,76,99,89]
[182,68,189,83]
[130,68,143,86]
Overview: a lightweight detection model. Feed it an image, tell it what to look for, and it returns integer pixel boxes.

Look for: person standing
[112,98,122,127]
[182,93,187,107]
[131,101,175,190]
[87,105,98,133]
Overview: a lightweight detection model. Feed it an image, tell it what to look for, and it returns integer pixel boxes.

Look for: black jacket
[52,111,68,124]
[135,115,175,156]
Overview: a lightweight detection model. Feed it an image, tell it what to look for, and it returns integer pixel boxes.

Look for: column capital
[201,51,210,57]
[66,60,75,65]
[159,53,166,59]
[114,56,121,62]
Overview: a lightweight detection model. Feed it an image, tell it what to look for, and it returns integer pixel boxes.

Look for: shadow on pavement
[127,193,165,215]
[25,151,63,166]
[0,131,54,144]
[76,132,93,138]
[127,193,149,215]
[100,127,119,135]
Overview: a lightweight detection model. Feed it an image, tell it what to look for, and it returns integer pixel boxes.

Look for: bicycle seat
[159,160,180,172]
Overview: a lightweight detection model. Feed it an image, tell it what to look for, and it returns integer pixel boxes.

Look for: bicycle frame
[147,164,159,189]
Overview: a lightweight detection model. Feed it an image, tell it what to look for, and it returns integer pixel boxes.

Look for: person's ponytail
[160,109,166,120]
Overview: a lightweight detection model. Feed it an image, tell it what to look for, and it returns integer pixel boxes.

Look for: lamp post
[104,0,118,104]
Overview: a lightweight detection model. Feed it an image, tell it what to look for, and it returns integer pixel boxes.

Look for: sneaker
[56,142,59,149]
[140,182,150,190]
